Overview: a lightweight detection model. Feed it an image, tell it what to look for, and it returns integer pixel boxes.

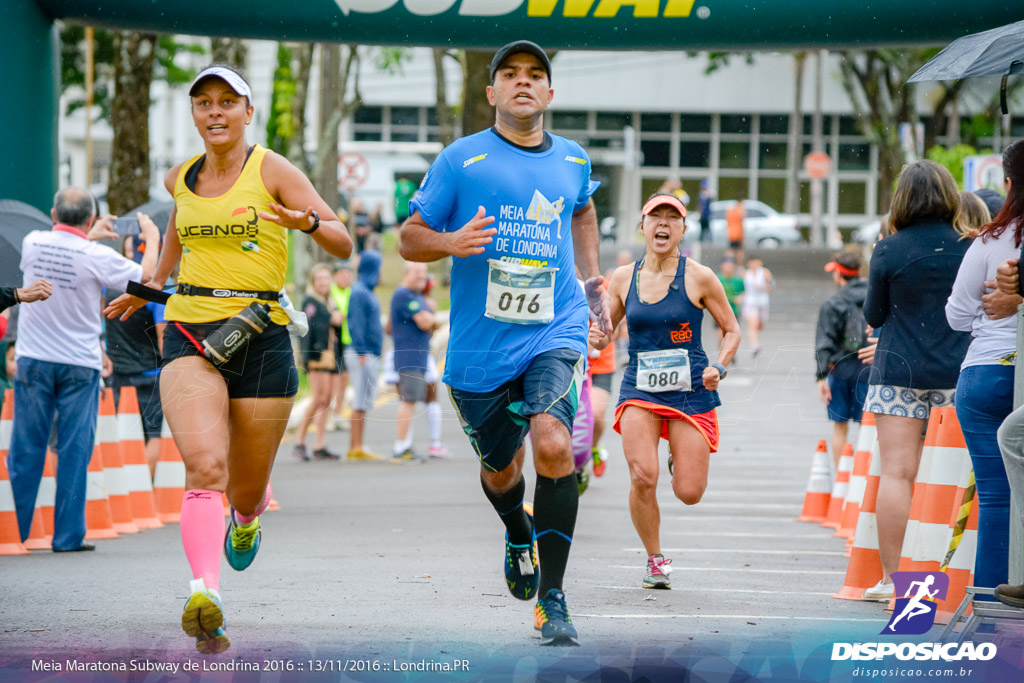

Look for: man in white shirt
[9,187,158,552]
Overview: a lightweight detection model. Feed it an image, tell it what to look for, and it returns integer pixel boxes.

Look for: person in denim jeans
[861,161,972,601]
[945,143,1023,595]
[965,141,1024,606]
[9,187,158,552]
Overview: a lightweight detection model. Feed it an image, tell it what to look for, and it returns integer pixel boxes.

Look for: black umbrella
[908,18,1024,114]
[0,199,52,287]
[127,199,174,235]
[97,198,175,252]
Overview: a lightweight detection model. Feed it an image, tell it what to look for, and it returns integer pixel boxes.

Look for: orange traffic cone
[84,431,118,541]
[0,390,29,555]
[822,443,854,530]
[894,407,967,575]
[797,440,832,523]
[834,438,883,600]
[935,457,979,625]
[153,417,185,523]
[268,481,280,511]
[98,391,138,534]
[116,387,163,530]
[837,412,876,540]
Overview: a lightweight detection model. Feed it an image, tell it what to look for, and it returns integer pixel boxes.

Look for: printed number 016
[498,292,541,315]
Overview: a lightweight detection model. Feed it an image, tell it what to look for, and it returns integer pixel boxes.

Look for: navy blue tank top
[617,256,721,415]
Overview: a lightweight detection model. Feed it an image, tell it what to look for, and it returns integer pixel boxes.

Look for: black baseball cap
[489,40,552,83]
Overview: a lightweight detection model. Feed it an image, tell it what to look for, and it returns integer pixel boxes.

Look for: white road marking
[575,614,879,622]
[610,565,845,575]
[591,585,835,596]
[623,548,846,556]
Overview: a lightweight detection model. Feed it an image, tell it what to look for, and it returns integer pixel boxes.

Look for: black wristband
[13,288,20,304]
[301,209,320,234]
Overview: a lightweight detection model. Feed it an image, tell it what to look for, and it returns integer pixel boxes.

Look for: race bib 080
[636,349,691,393]
[485,259,556,325]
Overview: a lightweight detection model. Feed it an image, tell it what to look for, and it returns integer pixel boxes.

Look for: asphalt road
[0,258,916,680]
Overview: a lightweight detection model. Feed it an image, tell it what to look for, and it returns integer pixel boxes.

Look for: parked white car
[684,199,801,248]
[852,215,888,244]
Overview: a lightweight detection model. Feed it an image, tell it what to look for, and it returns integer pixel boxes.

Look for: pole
[85,26,94,189]
[810,50,824,248]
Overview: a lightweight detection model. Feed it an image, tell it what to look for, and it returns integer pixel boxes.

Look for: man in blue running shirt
[399,40,611,647]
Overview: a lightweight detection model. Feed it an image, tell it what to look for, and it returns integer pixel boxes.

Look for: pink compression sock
[233,483,272,524]
[180,489,225,592]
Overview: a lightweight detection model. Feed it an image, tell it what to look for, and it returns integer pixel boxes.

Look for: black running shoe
[504,511,539,601]
[534,588,579,646]
[313,447,341,461]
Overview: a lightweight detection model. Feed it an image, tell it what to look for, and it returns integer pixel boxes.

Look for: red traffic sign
[804,152,831,179]
[338,152,370,191]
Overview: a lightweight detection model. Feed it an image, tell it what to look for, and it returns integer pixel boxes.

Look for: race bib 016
[636,349,691,393]
[485,259,556,325]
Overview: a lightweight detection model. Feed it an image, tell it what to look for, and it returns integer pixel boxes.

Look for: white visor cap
[188,66,252,101]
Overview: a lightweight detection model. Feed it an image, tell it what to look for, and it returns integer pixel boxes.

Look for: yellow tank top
[166,144,289,325]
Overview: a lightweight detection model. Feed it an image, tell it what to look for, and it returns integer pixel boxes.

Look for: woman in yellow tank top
[105,65,351,654]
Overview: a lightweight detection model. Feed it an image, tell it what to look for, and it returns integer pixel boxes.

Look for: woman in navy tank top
[590,193,740,589]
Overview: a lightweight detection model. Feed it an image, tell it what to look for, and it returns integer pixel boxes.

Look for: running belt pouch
[180,302,273,366]
[127,280,171,305]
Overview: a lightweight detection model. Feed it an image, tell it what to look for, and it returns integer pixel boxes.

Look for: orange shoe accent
[115,387,163,529]
[153,418,186,524]
[822,443,853,530]
[98,390,138,534]
[0,392,30,555]
[797,440,832,523]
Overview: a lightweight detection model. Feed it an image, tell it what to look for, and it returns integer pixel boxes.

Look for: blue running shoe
[504,509,539,601]
[224,508,261,571]
[182,579,230,654]
[534,588,579,646]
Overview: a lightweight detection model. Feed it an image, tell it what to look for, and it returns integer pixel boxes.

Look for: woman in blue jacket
[861,160,971,602]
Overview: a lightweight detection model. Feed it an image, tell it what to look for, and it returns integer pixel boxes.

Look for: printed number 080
[648,371,680,388]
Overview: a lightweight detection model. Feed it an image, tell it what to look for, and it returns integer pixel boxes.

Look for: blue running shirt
[410,129,599,392]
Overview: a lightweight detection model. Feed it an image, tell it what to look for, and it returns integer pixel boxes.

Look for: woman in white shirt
[946,143,1023,595]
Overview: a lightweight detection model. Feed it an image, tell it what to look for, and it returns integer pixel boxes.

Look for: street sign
[338,152,370,191]
[804,152,831,179]
[964,155,1004,193]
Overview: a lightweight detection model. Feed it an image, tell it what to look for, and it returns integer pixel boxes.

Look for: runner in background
[329,260,353,431]
[104,64,352,653]
[398,40,610,645]
[742,256,773,358]
[715,257,744,351]
[593,192,739,590]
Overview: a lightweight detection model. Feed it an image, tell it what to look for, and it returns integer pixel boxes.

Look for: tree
[784,52,807,217]
[267,43,315,169]
[106,32,157,215]
[210,37,248,67]
[433,48,460,146]
[462,50,495,137]
[60,25,116,120]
